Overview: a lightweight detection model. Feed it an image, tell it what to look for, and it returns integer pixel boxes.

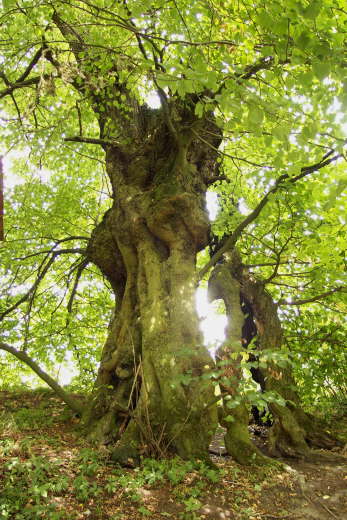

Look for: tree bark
[208,254,270,464]
[224,251,340,459]
[83,106,221,463]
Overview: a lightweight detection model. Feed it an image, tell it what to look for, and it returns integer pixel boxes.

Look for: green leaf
[195,102,204,118]
[247,106,264,126]
[272,125,288,142]
[256,11,274,30]
[312,62,331,81]
[287,165,300,177]
[298,71,314,87]
[296,31,312,50]
[304,0,322,20]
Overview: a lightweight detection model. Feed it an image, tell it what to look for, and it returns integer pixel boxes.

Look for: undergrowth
[1,388,344,520]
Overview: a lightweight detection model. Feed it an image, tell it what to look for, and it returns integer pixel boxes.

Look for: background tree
[0,0,346,464]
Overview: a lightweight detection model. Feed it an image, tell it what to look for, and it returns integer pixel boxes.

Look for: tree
[0,0,346,464]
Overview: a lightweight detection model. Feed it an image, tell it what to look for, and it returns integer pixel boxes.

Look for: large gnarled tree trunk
[84,106,221,463]
[238,264,338,458]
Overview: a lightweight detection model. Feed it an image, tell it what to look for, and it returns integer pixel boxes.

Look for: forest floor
[0,388,346,520]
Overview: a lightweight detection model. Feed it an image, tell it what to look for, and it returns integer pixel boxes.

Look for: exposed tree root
[110,421,142,466]
[224,427,272,465]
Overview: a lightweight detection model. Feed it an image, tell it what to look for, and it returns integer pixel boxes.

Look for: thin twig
[1,248,86,322]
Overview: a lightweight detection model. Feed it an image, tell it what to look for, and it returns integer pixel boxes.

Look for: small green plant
[0,455,67,520]
[72,474,101,502]
[13,407,54,430]
[179,495,202,520]
[0,438,16,456]
[105,474,119,494]
[138,505,152,517]
[117,473,142,502]
[0,410,18,434]
[195,461,221,483]
[18,437,35,456]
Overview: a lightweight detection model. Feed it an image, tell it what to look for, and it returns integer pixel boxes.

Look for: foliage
[0,391,223,519]
[0,455,67,520]
[0,389,346,519]
[285,308,347,416]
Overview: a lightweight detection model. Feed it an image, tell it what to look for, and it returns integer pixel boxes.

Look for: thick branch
[0,76,42,99]
[154,83,178,142]
[214,56,276,99]
[238,56,275,81]
[0,45,44,100]
[0,341,84,415]
[199,151,343,279]
[17,46,44,83]
[52,10,85,59]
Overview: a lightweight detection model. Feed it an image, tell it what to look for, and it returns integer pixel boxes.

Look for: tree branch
[243,261,310,267]
[0,76,42,99]
[17,46,45,83]
[238,56,275,81]
[64,136,119,146]
[52,10,86,59]
[263,232,294,284]
[153,82,178,142]
[191,128,272,168]
[14,245,86,261]
[67,258,89,313]
[199,151,343,279]
[214,56,277,98]
[0,44,44,97]
[0,341,84,415]
[278,286,346,306]
[1,248,86,322]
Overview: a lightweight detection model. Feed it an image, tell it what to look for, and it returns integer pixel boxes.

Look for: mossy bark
[83,105,221,462]
[226,251,339,459]
[208,259,269,464]
[239,271,315,457]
